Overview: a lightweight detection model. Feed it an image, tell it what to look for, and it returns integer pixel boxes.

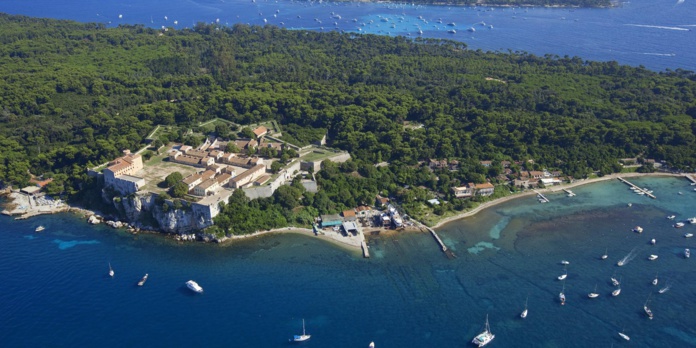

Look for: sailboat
[137,273,148,286]
[108,263,114,277]
[611,273,620,287]
[559,282,566,305]
[601,248,608,260]
[292,319,311,342]
[652,272,658,286]
[588,284,599,298]
[471,315,495,347]
[520,297,528,319]
[369,342,375,348]
[644,294,654,320]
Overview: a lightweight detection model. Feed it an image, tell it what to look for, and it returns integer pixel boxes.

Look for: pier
[423,225,456,259]
[534,190,550,203]
[361,240,370,258]
[563,189,576,197]
[618,177,656,199]
[686,175,696,185]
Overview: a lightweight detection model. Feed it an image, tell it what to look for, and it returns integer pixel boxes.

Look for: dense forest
[369,0,612,8]
[0,14,694,229]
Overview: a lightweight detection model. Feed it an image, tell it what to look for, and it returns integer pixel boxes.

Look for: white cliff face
[113,193,212,234]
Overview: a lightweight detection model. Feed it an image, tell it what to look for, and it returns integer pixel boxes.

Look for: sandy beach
[221,226,364,252]
[430,172,688,229]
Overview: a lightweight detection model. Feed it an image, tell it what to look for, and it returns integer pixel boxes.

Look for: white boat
[588,284,599,298]
[633,226,643,233]
[467,27,476,32]
[627,203,632,207]
[619,331,630,341]
[560,260,570,265]
[292,319,311,342]
[137,273,148,286]
[644,296,654,320]
[617,260,625,267]
[369,342,375,348]
[447,29,456,34]
[559,282,566,305]
[471,315,495,347]
[685,233,694,238]
[650,238,656,245]
[674,222,685,228]
[652,273,658,286]
[35,225,45,232]
[109,263,114,277]
[520,297,528,319]
[611,277,620,287]
[186,280,203,293]
[688,217,696,224]
[612,287,621,297]
[667,215,676,220]
[686,248,690,258]
[557,272,567,281]
[658,285,670,294]
[648,255,658,261]
[601,248,608,260]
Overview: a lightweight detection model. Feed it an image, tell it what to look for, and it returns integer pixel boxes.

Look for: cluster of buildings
[103,150,146,195]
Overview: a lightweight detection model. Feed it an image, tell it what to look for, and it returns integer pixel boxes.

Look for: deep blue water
[2,176,696,347]
[0,0,695,71]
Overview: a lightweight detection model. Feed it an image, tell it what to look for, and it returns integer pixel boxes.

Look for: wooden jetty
[361,240,370,258]
[534,190,550,203]
[618,177,656,199]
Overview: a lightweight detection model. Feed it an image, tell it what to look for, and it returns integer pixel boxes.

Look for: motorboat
[588,284,599,299]
[674,222,685,228]
[369,342,375,348]
[35,225,45,232]
[648,255,658,261]
[659,285,670,294]
[611,276,620,287]
[652,273,658,286]
[686,248,691,258]
[612,287,621,297]
[633,226,643,233]
[471,315,495,347]
[186,280,203,293]
[447,29,456,34]
[108,263,114,278]
[601,248,608,260]
[689,217,696,224]
[644,304,653,320]
[467,27,476,32]
[557,272,567,281]
[667,215,676,220]
[560,260,570,265]
[617,260,625,266]
[650,238,656,245]
[685,233,694,238]
[292,319,311,342]
[619,331,630,341]
[137,273,148,286]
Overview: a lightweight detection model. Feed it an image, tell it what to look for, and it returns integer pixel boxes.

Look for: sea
[0,0,695,72]
[2,176,696,347]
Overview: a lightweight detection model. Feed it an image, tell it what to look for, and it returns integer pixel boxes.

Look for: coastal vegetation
[0,14,695,229]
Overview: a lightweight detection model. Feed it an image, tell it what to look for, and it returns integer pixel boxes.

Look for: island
[1,14,695,248]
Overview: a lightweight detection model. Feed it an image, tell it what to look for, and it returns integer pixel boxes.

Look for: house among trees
[474,182,495,196]
[252,126,268,139]
[451,183,475,198]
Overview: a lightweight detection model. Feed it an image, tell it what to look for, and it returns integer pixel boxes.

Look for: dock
[424,225,456,259]
[361,240,370,258]
[534,190,550,203]
[686,175,696,185]
[618,177,656,199]
[563,189,576,197]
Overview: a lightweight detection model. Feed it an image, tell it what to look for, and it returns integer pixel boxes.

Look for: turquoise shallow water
[1,176,695,347]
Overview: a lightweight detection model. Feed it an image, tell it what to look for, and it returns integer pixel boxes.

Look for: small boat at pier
[137,273,148,286]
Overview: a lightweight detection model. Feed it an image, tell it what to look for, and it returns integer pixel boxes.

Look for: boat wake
[617,247,638,266]
[625,24,691,31]
[640,52,677,57]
